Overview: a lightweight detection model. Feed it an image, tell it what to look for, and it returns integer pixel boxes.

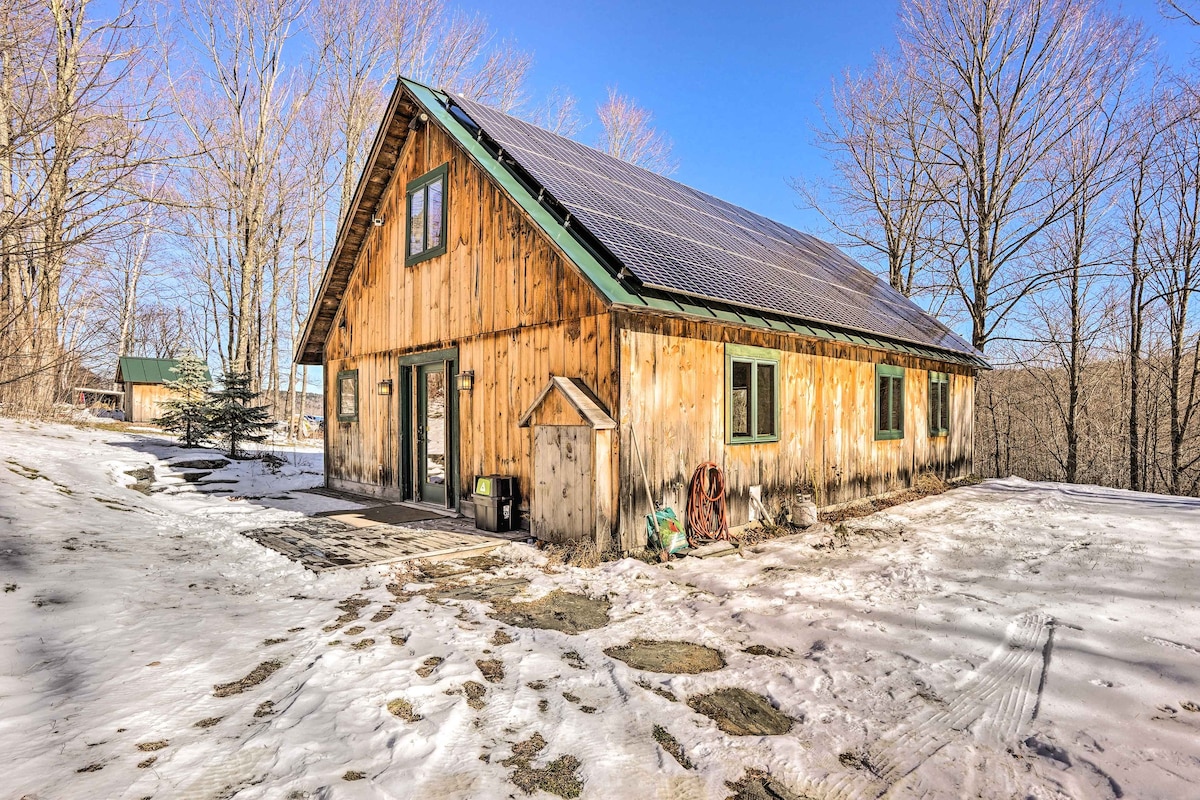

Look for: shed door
[532,426,593,544]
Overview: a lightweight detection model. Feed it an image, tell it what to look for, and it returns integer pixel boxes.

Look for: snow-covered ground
[2,418,1199,799]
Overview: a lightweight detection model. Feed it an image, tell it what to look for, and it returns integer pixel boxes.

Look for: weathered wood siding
[615,312,975,549]
[322,118,616,509]
[125,383,177,424]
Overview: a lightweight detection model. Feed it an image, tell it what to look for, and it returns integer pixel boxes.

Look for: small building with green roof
[115,357,211,423]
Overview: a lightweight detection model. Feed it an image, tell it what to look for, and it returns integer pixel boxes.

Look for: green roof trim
[402,79,989,371]
[116,357,212,385]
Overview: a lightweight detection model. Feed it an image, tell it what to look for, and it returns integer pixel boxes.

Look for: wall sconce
[377,379,392,396]
[456,370,474,392]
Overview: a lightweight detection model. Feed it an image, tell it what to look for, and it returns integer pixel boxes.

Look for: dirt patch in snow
[687,688,794,736]
[416,656,443,678]
[213,659,282,697]
[476,658,504,683]
[725,768,811,800]
[488,589,610,634]
[652,725,694,770]
[428,577,530,604]
[502,732,583,799]
[170,458,229,470]
[386,697,422,722]
[447,680,487,709]
[605,639,725,674]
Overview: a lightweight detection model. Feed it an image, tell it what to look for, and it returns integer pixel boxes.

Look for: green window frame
[405,163,449,266]
[336,369,359,422]
[929,371,950,437]
[725,344,781,444]
[875,363,904,440]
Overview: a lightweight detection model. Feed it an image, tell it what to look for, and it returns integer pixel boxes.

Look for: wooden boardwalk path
[242,517,506,571]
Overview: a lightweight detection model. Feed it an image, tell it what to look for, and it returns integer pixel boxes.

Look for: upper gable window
[406,164,448,266]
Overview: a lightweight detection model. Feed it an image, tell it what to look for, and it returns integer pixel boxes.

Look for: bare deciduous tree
[596,87,677,175]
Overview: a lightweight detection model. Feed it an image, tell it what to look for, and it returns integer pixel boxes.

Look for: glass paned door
[417,362,447,505]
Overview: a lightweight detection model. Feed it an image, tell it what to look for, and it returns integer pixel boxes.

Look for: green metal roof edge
[117,356,213,384]
[405,79,989,371]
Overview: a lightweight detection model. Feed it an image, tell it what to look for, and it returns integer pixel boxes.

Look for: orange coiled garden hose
[687,462,731,545]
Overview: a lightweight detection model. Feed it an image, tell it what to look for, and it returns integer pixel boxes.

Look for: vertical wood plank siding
[323,120,615,507]
[615,314,975,550]
[125,384,178,424]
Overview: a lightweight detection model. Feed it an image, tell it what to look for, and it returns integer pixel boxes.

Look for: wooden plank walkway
[242,518,505,572]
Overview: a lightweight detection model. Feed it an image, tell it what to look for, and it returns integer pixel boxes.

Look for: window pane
[878,376,891,431]
[408,189,425,255]
[755,363,775,436]
[930,377,940,431]
[890,376,903,433]
[340,376,356,417]
[731,360,750,437]
[427,178,443,249]
[940,380,950,430]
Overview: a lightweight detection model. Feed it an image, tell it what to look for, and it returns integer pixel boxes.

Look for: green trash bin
[474,475,516,532]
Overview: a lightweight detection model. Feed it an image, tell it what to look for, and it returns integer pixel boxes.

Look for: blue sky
[472,0,1199,234]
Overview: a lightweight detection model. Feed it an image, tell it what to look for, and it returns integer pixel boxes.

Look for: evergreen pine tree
[207,370,274,458]
[155,353,213,447]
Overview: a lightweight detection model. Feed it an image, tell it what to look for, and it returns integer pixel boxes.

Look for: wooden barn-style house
[296,77,989,552]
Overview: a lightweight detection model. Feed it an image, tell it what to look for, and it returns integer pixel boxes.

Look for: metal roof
[442,89,986,367]
[116,357,211,385]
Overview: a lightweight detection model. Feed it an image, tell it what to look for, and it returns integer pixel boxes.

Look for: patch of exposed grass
[386,697,422,722]
[371,605,395,622]
[562,651,586,670]
[501,732,584,796]
[416,656,442,678]
[351,638,375,650]
[214,660,282,697]
[604,639,725,674]
[724,768,814,800]
[262,637,288,646]
[194,717,222,729]
[491,629,514,646]
[333,595,371,626]
[253,700,275,718]
[343,770,366,781]
[390,633,408,646]
[636,679,678,702]
[344,625,366,636]
[137,757,157,769]
[136,740,169,752]
[562,691,579,703]
[489,590,610,634]
[76,762,104,773]
[652,725,693,769]
[526,680,546,691]
[476,658,504,683]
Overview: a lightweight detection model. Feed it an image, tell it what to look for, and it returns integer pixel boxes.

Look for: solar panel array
[450,94,979,359]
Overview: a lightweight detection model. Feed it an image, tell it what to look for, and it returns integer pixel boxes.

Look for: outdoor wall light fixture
[456,370,474,392]
[377,379,392,396]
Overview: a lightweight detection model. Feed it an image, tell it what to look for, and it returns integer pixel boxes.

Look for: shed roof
[116,357,210,385]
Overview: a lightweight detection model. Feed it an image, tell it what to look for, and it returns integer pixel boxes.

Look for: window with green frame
[875,364,904,440]
[405,164,448,266]
[929,371,950,436]
[725,344,780,444]
[337,369,359,422]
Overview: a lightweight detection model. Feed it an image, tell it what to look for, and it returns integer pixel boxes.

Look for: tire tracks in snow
[821,612,1054,799]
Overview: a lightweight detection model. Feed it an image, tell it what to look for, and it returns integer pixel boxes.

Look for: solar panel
[449,94,979,359]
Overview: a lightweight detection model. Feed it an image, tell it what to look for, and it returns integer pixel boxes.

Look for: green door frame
[398,348,459,510]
